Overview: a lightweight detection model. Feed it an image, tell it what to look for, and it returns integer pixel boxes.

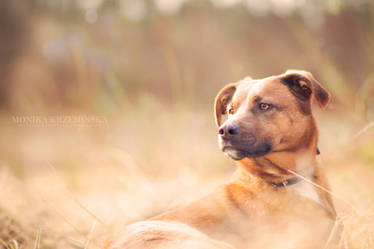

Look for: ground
[0,107,373,249]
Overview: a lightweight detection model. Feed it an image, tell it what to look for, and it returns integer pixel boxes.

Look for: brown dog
[109,70,337,249]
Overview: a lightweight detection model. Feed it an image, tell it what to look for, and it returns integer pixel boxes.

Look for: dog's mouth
[222,144,272,160]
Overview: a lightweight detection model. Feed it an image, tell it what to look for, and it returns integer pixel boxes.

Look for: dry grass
[0,105,373,249]
[1,1,373,248]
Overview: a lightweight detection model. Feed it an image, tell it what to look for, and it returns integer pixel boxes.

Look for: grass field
[1,1,374,248]
[0,102,373,249]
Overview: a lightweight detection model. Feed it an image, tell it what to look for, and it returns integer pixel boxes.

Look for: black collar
[268,176,301,187]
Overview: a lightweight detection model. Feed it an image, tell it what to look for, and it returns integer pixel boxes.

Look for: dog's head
[214,70,331,160]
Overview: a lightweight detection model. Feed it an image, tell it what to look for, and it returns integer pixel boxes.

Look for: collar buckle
[269,177,300,187]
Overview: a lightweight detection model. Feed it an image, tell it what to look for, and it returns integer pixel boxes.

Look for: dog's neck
[236,151,316,186]
[230,136,336,218]
[237,124,319,185]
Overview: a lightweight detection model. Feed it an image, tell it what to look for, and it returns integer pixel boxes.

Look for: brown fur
[108,70,337,249]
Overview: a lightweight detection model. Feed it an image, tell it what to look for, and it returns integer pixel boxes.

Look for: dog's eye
[228,106,235,114]
[259,103,271,111]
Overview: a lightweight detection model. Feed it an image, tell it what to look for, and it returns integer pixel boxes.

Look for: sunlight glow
[154,0,185,14]
[79,0,102,10]
[85,9,98,23]
[121,0,147,22]
[211,0,242,8]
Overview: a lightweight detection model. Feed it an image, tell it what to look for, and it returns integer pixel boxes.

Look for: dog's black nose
[218,124,240,138]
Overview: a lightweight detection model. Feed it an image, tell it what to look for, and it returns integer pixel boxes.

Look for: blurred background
[0,0,373,248]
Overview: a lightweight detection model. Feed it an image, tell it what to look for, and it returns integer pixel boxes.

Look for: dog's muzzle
[220,142,272,160]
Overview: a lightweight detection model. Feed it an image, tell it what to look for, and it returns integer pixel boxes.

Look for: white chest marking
[291,179,324,207]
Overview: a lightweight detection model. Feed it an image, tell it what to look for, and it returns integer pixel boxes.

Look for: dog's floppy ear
[214,83,237,127]
[282,70,331,109]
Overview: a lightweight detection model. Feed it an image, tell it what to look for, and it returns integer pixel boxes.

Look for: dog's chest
[290,180,323,207]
